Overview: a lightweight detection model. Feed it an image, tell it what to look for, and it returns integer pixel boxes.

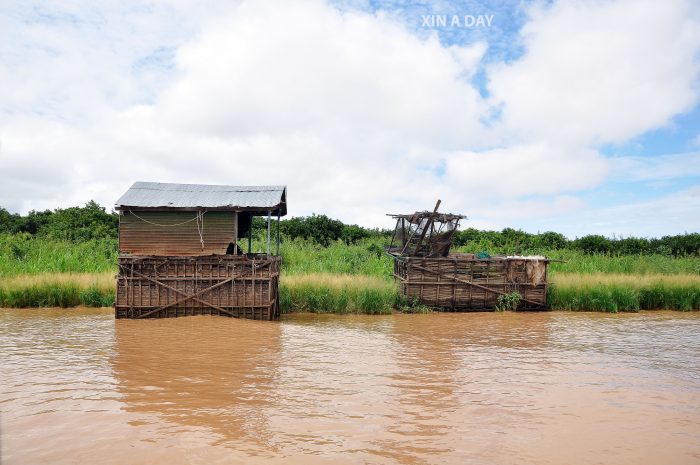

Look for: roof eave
[115,205,287,216]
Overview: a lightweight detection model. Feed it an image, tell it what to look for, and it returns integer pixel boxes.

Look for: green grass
[548,284,700,312]
[0,234,118,275]
[2,234,698,278]
[545,250,700,275]
[0,273,115,308]
[452,246,700,275]
[549,273,700,312]
[280,274,397,314]
[272,238,391,277]
[1,234,699,312]
[2,272,698,312]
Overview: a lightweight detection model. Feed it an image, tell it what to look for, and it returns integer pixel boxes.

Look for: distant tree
[40,201,118,241]
[0,201,118,241]
[500,227,532,252]
[574,235,614,254]
[658,233,700,257]
[278,217,306,241]
[341,224,370,245]
[616,237,650,255]
[537,231,569,250]
[1,200,698,256]
[277,214,345,246]
[304,214,344,246]
[0,207,21,234]
[453,227,486,247]
[19,209,53,235]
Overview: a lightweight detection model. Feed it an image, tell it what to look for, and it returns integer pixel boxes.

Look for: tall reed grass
[549,273,700,312]
[274,239,392,276]
[280,274,398,314]
[0,235,118,275]
[2,235,699,312]
[0,273,115,308]
[546,251,700,275]
[0,272,401,313]
[2,235,698,278]
[2,271,698,312]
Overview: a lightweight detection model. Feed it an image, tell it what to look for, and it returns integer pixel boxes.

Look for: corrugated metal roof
[116,182,287,214]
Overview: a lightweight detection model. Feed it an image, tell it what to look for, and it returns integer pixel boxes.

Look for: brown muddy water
[1,308,699,465]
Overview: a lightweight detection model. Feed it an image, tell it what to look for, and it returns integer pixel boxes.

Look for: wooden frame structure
[114,182,286,320]
[393,255,549,311]
[387,200,466,258]
[388,200,549,311]
[116,255,280,319]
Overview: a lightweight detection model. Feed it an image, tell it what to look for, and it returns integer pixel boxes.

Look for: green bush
[495,292,521,311]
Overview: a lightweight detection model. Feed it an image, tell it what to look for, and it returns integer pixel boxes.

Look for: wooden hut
[387,201,550,311]
[114,182,287,320]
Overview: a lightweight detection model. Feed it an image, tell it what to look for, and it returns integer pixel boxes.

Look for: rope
[128,208,207,249]
[195,210,205,250]
[128,208,206,227]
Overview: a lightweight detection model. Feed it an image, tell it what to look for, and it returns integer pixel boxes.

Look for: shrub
[495,292,521,311]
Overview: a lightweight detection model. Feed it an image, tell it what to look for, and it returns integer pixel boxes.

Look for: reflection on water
[112,317,282,453]
[1,308,700,465]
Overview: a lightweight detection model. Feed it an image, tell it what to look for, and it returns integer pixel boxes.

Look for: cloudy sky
[1,0,699,237]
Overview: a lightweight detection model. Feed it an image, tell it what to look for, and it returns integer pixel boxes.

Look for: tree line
[453,228,700,257]
[0,202,698,256]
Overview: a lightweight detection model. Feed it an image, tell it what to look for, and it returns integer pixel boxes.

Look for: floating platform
[393,254,549,311]
[116,255,280,319]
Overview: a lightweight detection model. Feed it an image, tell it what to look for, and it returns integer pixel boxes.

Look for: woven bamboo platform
[116,255,280,319]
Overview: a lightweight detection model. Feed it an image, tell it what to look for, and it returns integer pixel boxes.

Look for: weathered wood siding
[119,211,236,256]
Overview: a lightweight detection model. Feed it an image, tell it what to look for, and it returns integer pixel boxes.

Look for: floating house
[114,182,286,320]
[387,201,549,311]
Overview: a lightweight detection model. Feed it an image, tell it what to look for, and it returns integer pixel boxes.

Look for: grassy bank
[2,271,699,312]
[0,272,404,313]
[549,273,700,312]
[1,236,699,312]
[280,274,399,314]
[0,273,115,308]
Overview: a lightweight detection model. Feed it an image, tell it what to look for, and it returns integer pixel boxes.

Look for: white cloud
[444,143,608,199]
[1,0,699,236]
[609,151,700,182]
[536,186,700,238]
[159,1,489,148]
[487,0,700,146]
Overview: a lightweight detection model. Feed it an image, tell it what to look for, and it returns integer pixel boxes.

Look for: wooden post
[267,210,271,255]
[276,211,281,256]
[389,219,398,250]
[233,211,238,254]
[248,216,252,254]
[412,199,441,256]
